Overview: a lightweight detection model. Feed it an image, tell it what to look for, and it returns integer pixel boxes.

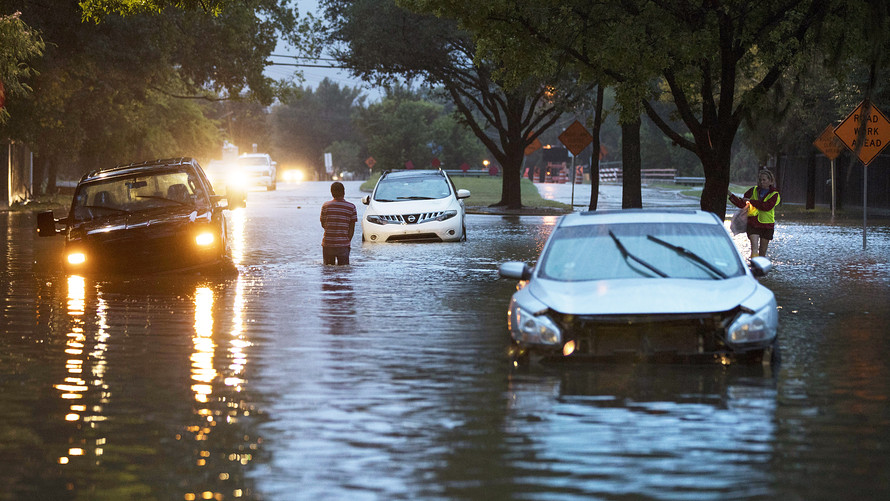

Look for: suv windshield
[538,222,745,281]
[71,169,203,221]
[373,175,452,201]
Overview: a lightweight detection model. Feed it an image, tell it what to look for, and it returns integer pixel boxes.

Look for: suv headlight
[436,210,457,221]
[727,302,778,345]
[509,301,561,345]
[366,214,387,225]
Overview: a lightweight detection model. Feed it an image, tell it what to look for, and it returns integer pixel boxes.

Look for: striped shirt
[320,198,357,248]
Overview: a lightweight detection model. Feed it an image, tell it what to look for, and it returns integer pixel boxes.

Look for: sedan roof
[559,209,723,227]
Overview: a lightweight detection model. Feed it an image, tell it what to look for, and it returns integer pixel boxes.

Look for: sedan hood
[526,276,761,315]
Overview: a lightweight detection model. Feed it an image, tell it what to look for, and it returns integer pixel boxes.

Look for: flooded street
[2,181,889,500]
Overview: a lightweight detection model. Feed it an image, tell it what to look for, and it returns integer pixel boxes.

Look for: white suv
[362,169,470,243]
[237,153,277,191]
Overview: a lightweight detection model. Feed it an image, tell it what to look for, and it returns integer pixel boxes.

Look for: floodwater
[1,181,889,500]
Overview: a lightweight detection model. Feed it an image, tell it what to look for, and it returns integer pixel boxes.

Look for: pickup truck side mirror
[36,210,61,237]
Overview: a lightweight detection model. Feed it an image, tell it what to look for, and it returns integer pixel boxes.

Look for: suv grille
[379,212,445,224]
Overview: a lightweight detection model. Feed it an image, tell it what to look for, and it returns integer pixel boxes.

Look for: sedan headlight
[509,301,562,345]
[727,302,778,345]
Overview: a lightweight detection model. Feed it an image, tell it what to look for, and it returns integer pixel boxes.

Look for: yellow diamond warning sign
[834,101,890,166]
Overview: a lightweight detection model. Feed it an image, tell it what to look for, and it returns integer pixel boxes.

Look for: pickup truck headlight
[727,302,778,345]
[509,301,561,345]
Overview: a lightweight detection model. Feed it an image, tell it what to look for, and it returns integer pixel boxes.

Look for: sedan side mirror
[37,210,61,237]
[749,256,772,277]
[499,261,532,281]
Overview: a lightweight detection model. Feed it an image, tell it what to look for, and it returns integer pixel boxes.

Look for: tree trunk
[621,118,642,208]
[588,85,604,211]
[496,143,526,209]
[699,152,732,219]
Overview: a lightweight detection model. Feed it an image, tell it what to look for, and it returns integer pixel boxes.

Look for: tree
[352,86,484,174]
[0,11,44,124]
[270,78,365,179]
[2,0,301,192]
[322,0,579,209]
[407,0,838,218]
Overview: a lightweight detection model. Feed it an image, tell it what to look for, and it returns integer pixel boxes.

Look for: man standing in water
[320,181,358,265]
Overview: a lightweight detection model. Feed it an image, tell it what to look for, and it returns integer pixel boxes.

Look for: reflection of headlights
[509,300,561,345]
[366,214,388,225]
[727,303,777,344]
[67,252,86,265]
[435,210,457,221]
[195,232,215,247]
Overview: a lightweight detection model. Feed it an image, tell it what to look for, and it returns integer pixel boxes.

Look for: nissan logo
[406,215,417,223]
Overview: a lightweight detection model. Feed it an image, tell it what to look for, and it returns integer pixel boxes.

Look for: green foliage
[0,12,44,123]
[348,86,486,174]
[270,78,365,178]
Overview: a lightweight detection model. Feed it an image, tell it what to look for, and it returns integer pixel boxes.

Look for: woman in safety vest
[728,169,781,259]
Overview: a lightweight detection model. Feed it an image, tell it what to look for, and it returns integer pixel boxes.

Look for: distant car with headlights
[361,169,470,242]
[203,159,248,202]
[237,153,277,191]
[499,209,779,365]
[36,157,242,275]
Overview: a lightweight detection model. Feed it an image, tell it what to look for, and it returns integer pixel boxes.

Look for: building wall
[3,141,32,209]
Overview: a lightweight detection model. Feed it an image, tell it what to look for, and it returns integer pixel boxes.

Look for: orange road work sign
[834,101,890,166]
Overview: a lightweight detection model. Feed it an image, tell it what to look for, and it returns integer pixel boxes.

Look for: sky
[264,0,383,101]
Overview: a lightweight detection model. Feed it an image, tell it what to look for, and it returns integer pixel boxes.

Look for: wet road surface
[1,180,889,500]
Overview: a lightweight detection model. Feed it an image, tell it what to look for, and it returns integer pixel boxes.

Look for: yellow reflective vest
[750,187,780,224]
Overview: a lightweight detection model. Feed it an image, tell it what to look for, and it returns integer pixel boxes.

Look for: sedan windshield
[374,176,452,201]
[538,222,745,281]
[71,169,203,221]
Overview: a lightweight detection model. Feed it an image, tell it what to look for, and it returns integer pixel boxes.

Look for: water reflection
[504,365,779,498]
[55,275,109,467]
[180,278,259,500]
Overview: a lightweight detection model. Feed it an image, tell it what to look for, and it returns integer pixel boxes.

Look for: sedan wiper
[646,234,727,279]
[608,230,668,278]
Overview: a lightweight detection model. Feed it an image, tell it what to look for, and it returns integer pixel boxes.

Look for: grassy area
[4,194,71,212]
[361,173,571,209]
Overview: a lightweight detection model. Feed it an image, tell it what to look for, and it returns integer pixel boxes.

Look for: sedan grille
[556,311,737,359]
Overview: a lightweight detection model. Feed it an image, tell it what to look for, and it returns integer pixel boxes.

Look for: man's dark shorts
[323,246,351,265]
[747,226,774,240]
